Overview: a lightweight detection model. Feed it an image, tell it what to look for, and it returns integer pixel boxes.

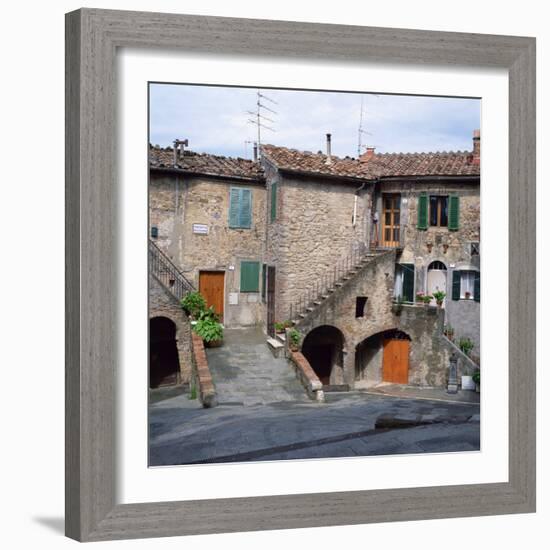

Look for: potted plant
[275,322,285,334]
[458,337,474,357]
[193,306,224,347]
[464,291,472,300]
[180,291,206,319]
[472,368,480,393]
[443,324,454,341]
[288,328,301,352]
[432,290,446,307]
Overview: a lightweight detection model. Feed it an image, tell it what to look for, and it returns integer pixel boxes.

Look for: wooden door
[199,271,225,320]
[267,266,276,337]
[382,338,410,384]
[382,194,401,247]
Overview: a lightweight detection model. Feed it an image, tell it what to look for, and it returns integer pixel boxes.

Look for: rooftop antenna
[357,96,372,157]
[247,90,277,158]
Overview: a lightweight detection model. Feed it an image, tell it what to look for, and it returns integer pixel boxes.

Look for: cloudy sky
[149,83,480,159]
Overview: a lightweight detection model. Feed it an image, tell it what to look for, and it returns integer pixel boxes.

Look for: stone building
[148,131,480,389]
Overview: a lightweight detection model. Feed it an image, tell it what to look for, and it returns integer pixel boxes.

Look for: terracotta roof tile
[261,144,480,179]
[149,145,264,181]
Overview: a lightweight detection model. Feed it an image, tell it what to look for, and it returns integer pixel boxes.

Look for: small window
[240,261,260,292]
[355,296,368,318]
[270,183,277,222]
[470,242,480,256]
[429,196,448,227]
[452,269,480,301]
[151,226,158,239]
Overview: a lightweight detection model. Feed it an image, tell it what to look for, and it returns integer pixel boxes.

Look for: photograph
[147,83,481,466]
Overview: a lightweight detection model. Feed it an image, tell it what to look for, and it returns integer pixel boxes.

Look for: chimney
[173,138,189,166]
[360,146,376,162]
[253,142,258,162]
[472,129,480,164]
[326,133,332,164]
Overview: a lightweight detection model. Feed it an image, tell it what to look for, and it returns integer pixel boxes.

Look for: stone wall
[295,251,451,388]
[149,274,192,383]
[149,173,267,327]
[374,180,480,356]
[264,161,371,324]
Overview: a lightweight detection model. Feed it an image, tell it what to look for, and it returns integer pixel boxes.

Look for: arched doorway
[355,329,411,387]
[149,316,180,388]
[427,260,447,307]
[302,325,345,386]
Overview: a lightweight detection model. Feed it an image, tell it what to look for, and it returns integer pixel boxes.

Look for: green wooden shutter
[270,182,277,222]
[474,271,480,302]
[240,261,260,292]
[239,188,252,228]
[448,195,460,230]
[417,193,428,230]
[401,263,415,302]
[261,264,267,302]
[229,188,240,228]
[452,270,462,301]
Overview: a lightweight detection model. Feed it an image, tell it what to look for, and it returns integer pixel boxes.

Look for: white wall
[1,1,547,549]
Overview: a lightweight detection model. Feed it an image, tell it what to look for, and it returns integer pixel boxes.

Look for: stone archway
[302,325,345,386]
[355,329,411,388]
[149,316,181,388]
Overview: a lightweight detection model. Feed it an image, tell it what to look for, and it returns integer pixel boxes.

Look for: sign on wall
[192,223,209,235]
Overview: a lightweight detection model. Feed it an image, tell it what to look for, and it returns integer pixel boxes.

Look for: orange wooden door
[382,338,410,383]
[199,271,225,319]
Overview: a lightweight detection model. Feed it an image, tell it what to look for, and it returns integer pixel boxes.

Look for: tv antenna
[357,94,381,157]
[247,90,277,157]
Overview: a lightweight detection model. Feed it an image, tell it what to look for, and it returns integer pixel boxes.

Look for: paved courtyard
[149,328,480,466]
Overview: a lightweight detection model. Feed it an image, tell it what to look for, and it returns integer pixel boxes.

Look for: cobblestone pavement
[149,390,480,466]
[204,328,309,406]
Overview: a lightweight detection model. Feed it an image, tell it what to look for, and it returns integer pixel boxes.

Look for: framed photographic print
[65,8,535,542]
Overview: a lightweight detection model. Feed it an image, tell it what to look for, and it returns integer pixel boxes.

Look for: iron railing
[289,241,369,323]
[149,239,195,301]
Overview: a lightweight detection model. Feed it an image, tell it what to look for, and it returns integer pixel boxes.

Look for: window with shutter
[240,261,260,292]
[261,264,267,302]
[448,195,460,230]
[417,193,428,230]
[229,187,252,229]
[474,272,480,302]
[401,263,415,302]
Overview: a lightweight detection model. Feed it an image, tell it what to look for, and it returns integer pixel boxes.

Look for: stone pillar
[447,352,458,394]
[343,348,356,389]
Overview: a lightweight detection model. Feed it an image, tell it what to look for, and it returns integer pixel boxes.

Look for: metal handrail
[148,239,195,301]
[289,241,368,322]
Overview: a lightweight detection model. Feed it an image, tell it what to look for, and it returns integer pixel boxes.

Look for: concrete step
[266,337,285,358]
[275,332,286,344]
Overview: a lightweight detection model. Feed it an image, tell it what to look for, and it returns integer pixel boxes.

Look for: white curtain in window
[460,271,475,298]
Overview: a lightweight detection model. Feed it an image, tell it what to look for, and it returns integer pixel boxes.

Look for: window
[240,261,260,292]
[452,269,480,302]
[430,196,448,227]
[470,242,480,256]
[151,226,158,239]
[355,297,368,318]
[229,187,252,229]
[394,263,415,302]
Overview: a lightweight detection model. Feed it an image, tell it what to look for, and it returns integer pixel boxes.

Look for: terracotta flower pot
[205,339,223,348]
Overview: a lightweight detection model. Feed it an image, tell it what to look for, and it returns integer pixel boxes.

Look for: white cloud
[149,84,480,159]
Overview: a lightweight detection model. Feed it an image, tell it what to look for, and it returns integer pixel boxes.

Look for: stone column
[343,347,356,389]
[447,352,458,394]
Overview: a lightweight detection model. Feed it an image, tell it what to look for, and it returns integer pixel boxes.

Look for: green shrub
[288,328,301,349]
[458,337,475,356]
[180,291,206,318]
[193,315,223,343]
[432,290,446,303]
[472,369,480,385]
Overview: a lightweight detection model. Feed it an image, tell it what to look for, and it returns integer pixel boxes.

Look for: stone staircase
[289,244,392,327]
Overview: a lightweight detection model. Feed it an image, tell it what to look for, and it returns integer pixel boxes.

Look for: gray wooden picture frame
[65,8,536,542]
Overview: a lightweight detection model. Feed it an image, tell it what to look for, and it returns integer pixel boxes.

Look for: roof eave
[150,166,265,184]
